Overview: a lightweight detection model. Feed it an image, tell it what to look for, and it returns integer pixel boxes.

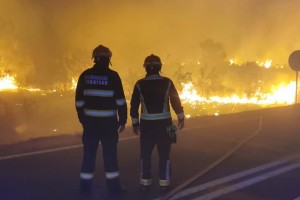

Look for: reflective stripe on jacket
[130,74,184,124]
[75,64,127,124]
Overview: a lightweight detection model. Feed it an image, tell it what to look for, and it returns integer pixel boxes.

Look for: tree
[197,38,229,95]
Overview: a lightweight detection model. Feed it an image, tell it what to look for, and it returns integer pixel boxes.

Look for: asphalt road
[1,105,300,200]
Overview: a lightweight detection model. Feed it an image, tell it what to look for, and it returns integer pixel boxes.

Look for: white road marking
[0,117,259,161]
[294,196,300,200]
[0,112,289,162]
[0,135,138,161]
[158,116,263,200]
[180,117,258,133]
[191,163,300,200]
[171,153,300,200]
[181,111,294,133]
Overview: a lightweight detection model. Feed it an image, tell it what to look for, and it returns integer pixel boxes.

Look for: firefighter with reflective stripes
[130,54,185,191]
[75,45,127,196]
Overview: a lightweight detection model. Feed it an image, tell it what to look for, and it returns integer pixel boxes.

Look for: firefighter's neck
[94,63,109,70]
[146,72,160,76]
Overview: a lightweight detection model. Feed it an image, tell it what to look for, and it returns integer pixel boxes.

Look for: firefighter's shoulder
[78,68,93,81]
[158,76,174,84]
[106,68,121,78]
[133,78,145,87]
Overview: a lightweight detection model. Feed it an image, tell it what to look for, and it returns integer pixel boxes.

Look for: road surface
[1,105,300,200]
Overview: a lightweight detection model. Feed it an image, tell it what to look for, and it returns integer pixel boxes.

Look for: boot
[106,178,126,197]
[80,179,93,196]
[159,185,171,193]
[140,184,151,192]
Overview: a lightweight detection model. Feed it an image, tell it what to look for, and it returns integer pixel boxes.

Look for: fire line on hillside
[0,71,296,116]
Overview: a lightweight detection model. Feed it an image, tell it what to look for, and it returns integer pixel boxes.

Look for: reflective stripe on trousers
[80,172,94,180]
[140,178,153,186]
[106,171,120,179]
[159,179,170,186]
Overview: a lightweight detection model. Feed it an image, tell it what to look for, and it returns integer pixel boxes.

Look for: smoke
[0,0,299,86]
[1,0,299,144]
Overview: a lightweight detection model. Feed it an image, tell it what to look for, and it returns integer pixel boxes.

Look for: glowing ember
[0,74,18,91]
[264,60,272,68]
[229,59,235,65]
[25,88,41,92]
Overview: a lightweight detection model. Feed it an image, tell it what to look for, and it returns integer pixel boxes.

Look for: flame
[179,82,207,103]
[228,58,243,66]
[25,88,41,92]
[229,59,273,68]
[258,82,295,104]
[71,77,77,90]
[0,69,297,121]
[0,71,78,93]
[179,81,295,106]
[229,59,235,65]
[256,59,272,68]
[0,74,18,91]
[264,60,272,68]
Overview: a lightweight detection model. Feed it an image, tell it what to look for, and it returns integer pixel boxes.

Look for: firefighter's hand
[118,125,125,133]
[133,126,140,135]
[178,120,184,130]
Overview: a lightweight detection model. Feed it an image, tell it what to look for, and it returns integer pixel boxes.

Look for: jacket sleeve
[130,82,141,127]
[114,73,127,126]
[75,73,86,124]
[169,80,185,121]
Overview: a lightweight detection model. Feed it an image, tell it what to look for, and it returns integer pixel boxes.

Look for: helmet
[144,54,162,68]
[92,45,112,58]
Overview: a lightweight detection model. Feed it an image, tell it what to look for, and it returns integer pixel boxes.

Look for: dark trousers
[81,119,120,188]
[140,119,172,182]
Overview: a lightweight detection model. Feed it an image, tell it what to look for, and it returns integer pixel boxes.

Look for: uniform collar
[144,74,163,80]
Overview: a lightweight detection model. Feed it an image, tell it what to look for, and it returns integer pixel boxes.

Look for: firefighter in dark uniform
[75,45,127,195]
[130,54,185,191]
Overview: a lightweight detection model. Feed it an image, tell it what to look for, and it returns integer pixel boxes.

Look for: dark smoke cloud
[0,0,299,86]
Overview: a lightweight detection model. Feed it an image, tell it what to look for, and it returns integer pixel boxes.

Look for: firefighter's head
[143,54,162,74]
[92,45,112,67]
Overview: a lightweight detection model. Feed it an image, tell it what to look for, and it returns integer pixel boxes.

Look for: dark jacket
[130,74,184,127]
[75,64,127,126]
